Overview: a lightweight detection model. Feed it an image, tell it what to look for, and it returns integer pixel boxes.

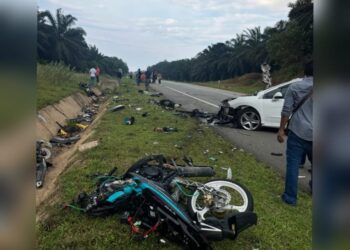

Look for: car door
[261,84,290,126]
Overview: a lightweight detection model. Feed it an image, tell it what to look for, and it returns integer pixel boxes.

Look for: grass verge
[194,73,265,94]
[37,63,87,109]
[37,77,311,250]
[193,65,304,95]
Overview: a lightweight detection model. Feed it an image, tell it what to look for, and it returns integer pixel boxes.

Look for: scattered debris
[124,116,135,125]
[139,89,163,97]
[174,144,182,149]
[176,109,214,119]
[152,99,181,110]
[153,141,159,145]
[135,107,143,111]
[218,150,224,154]
[78,140,99,152]
[209,157,217,162]
[36,141,52,188]
[110,105,125,112]
[239,148,245,152]
[90,87,102,97]
[271,152,283,156]
[203,149,210,155]
[227,167,232,180]
[50,134,81,146]
[154,127,178,132]
[113,96,129,102]
[298,176,306,179]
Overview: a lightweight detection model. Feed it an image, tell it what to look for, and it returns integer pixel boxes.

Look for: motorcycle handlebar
[176,166,215,177]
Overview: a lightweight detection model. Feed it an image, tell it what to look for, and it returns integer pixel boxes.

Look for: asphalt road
[151,80,311,192]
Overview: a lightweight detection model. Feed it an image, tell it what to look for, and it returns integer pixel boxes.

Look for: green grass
[37,63,87,109]
[194,73,265,94]
[193,65,304,95]
[37,78,311,250]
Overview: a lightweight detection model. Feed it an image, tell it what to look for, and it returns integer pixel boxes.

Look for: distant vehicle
[226,78,302,131]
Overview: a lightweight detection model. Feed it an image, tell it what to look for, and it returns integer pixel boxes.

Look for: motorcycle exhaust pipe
[176,166,215,177]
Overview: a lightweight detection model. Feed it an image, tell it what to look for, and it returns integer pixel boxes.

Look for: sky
[38,0,291,71]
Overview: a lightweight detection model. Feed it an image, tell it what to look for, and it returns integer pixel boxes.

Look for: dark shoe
[281,194,296,206]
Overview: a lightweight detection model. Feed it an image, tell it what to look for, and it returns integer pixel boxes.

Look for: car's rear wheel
[238,107,261,131]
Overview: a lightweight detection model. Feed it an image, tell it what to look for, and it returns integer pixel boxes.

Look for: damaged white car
[222,78,302,131]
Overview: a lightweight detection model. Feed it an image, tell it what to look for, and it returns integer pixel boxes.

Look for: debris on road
[271,152,283,156]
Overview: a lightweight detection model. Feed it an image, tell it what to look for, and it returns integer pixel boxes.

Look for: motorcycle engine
[140,166,163,181]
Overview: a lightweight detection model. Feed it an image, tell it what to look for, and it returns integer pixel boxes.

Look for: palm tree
[241,27,268,70]
[288,0,313,30]
[38,9,88,68]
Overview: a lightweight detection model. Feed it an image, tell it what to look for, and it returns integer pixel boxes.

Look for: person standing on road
[277,62,313,206]
[95,66,101,84]
[157,73,162,84]
[145,69,151,91]
[136,68,141,86]
[140,71,146,83]
[89,67,97,87]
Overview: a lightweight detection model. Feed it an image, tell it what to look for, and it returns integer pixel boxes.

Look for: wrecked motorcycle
[74,170,257,249]
[126,155,254,221]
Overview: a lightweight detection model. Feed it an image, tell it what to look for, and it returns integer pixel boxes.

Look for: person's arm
[277,87,294,143]
[277,116,289,143]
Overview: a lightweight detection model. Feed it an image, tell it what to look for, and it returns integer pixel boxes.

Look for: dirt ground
[35,79,119,221]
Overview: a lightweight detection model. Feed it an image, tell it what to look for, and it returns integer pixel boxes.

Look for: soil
[36,78,120,222]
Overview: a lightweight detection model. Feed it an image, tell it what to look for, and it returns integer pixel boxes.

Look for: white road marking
[165,86,219,108]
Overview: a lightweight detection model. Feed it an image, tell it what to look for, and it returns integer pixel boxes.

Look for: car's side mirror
[272,92,283,100]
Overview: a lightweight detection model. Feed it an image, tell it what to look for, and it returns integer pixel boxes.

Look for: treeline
[149,0,312,82]
[37,8,128,76]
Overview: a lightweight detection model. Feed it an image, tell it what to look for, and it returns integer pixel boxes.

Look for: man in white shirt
[89,67,97,86]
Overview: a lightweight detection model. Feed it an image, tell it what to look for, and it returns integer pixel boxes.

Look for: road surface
[151,80,311,192]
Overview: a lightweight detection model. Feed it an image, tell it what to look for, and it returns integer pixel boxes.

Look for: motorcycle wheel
[187,179,253,221]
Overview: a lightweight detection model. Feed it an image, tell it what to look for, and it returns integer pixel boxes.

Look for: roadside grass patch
[37,63,87,109]
[37,78,311,250]
[194,73,265,94]
[193,66,304,95]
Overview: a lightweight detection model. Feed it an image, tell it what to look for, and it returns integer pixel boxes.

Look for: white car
[226,78,302,131]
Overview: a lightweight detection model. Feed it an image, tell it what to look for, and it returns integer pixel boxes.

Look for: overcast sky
[38,0,291,71]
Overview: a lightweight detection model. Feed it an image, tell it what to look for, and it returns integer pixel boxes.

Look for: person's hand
[277,129,285,143]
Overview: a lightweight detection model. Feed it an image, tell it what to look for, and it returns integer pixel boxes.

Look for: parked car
[225,78,302,131]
